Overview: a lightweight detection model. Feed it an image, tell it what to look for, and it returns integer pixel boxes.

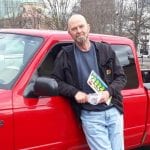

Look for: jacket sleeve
[51,50,79,98]
[107,46,127,97]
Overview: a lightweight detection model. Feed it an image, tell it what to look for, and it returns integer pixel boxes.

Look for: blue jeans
[80,107,124,150]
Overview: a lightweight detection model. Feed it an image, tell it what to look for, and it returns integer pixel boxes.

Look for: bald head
[67,14,90,47]
[67,14,88,30]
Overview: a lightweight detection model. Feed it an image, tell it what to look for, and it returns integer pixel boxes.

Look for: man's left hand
[99,91,110,104]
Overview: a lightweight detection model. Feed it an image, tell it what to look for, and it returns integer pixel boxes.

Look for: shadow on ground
[132,146,150,150]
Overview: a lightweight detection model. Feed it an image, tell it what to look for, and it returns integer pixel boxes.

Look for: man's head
[67,14,90,46]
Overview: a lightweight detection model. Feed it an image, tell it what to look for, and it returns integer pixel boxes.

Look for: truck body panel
[0,29,150,150]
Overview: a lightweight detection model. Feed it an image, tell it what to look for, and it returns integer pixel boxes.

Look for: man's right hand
[74,91,88,104]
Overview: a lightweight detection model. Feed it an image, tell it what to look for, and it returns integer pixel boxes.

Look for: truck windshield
[0,33,43,89]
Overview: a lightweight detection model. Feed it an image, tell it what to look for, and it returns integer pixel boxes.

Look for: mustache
[76,33,85,37]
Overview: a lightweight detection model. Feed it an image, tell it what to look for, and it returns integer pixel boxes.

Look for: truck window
[111,45,139,89]
[38,43,72,77]
[0,33,43,89]
[38,43,139,90]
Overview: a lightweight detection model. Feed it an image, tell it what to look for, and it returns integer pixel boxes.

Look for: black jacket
[51,41,127,118]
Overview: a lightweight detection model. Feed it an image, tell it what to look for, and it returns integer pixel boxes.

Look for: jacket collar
[62,44,80,89]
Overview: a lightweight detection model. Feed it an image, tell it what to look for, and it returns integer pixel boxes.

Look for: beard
[75,34,88,46]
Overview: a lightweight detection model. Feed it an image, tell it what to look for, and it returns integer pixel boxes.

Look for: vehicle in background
[139,48,150,58]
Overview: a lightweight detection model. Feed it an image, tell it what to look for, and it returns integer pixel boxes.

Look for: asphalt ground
[133,146,150,150]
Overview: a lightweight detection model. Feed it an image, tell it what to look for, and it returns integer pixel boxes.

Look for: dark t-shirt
[74,43,99,93]
[74,43,112,111]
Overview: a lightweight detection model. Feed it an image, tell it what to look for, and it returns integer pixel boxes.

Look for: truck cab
[0,29,150,150]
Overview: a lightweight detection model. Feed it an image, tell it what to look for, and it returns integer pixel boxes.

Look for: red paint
[0,29,149,150]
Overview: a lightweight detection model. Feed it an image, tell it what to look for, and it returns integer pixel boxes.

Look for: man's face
[68,17,90,45]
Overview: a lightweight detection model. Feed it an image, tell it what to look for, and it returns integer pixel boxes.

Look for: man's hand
[74,91,88,104]
[99,91,110,104]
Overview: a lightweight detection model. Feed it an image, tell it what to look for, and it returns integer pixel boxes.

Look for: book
[87,70,111,105]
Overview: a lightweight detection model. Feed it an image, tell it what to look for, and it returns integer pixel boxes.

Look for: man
[51,14,127,150]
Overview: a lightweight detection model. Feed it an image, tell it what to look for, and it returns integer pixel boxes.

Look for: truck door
[111,44,148,149]
[0,32,24,150]
[0,91,13,150]
[12,42,88,150]
[141,69,150,145]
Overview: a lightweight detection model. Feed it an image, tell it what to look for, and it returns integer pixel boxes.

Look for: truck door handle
[0,120,4,127]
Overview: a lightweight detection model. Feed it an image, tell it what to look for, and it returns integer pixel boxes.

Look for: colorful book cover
[87,70,111,105]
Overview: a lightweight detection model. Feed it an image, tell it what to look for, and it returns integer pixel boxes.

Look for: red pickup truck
[0,29,150,150]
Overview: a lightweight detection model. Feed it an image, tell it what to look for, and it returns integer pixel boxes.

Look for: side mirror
[24,77,58,98]
[34,77,58,96]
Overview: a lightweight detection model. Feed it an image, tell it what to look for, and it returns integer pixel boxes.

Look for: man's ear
[67,29,70,35]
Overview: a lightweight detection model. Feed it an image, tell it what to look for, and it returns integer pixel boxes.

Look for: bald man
[51,14,126,150]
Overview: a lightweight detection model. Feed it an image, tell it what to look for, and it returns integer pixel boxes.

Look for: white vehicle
[142,54,150,58]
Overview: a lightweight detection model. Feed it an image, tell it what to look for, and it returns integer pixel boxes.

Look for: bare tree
[79,0,150,49]
[2,0,21,28]
[0,18,4,28]
[113,0,127,35]
[0,1,47,29]
[42,0,80,30]
[124,0,150,48]
[79,0,116,34]
[1,0,149,49]
[20,5,45,29]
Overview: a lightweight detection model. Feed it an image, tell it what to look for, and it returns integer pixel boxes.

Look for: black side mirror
[34,77,58,96]
[24,77,58,98]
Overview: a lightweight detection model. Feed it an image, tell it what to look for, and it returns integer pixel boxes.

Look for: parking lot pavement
[138,146,150,150]
[131,146,150,150]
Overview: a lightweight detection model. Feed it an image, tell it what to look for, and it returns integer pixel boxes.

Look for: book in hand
[87,70,111,105]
